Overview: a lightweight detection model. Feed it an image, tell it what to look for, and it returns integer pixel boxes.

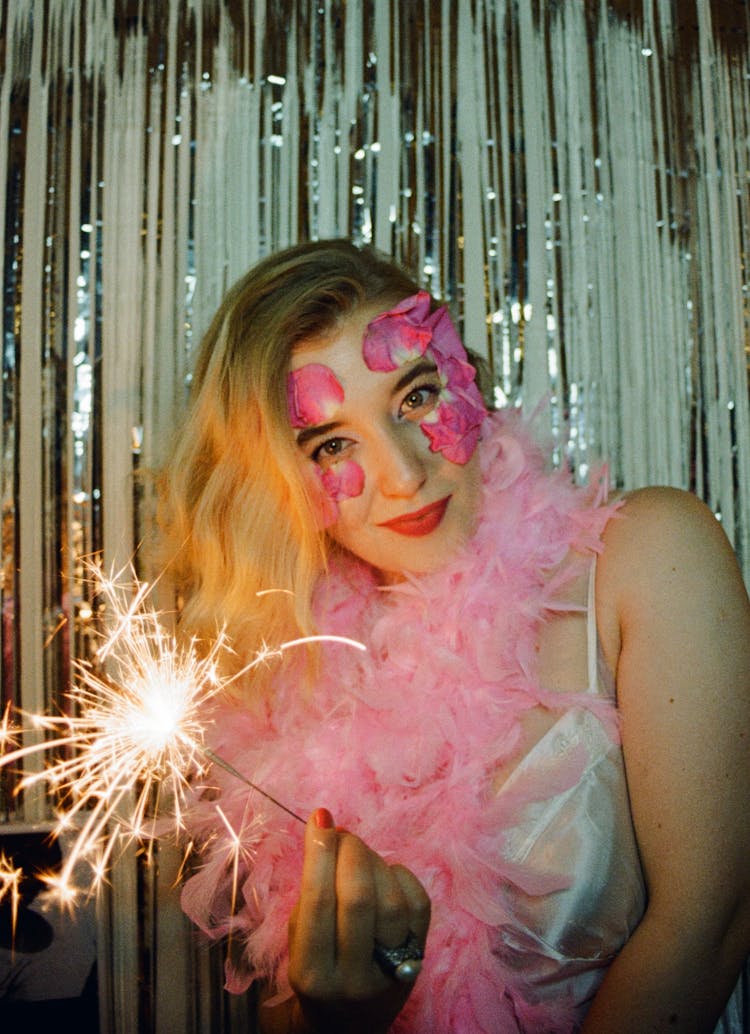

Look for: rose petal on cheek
[422,419,482,465]
[300,459,365,530]
[316,494,339,528]
[287,364,345,427]
[420,389,486,465]
[321,459,365,502]
[299,461,339,528]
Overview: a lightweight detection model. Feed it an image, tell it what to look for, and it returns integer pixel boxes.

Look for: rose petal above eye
[363,321,431,372]
[427,308,479,389]
[287,364,345,427]
[362,291,434,372]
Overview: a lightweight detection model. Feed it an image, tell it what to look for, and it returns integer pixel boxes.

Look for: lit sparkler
[0,561,364,901]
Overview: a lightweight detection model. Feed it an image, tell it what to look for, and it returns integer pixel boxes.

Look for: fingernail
[313,807,334,829]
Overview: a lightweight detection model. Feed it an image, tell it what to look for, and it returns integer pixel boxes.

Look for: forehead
[289,300,396,376]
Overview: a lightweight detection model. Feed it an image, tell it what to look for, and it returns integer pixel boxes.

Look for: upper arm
[597,487,750,955]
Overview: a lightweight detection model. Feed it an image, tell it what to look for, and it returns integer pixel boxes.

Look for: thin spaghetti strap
[586,558,599,693]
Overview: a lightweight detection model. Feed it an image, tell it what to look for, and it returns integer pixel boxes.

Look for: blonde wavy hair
[158,239,420,694]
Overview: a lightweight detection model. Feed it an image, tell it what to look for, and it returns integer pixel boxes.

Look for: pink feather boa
[180,410,623,1032]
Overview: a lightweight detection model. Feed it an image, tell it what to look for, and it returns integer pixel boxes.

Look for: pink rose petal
[287,364,345,428]
[301,459,366,530]
[321,459,366,503]
[299,462,339,528]
[362,291,434,372]
[427,307,478,389]
[421,392,485,464]
[420,307,487,463]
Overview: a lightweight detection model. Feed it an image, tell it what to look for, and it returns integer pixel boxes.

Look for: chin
[379,527,473,583]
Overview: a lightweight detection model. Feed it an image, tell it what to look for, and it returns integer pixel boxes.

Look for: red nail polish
[313,807,334,829]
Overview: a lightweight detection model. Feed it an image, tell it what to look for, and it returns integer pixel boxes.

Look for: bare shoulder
[595,486,749,670]
[604,484,735,558]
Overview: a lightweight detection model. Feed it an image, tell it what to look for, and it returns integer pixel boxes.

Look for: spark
[0,701,20,754]
[43,613,68,649]
[0,852,24,940]
[0,561,364,902]
[213,802,261,919]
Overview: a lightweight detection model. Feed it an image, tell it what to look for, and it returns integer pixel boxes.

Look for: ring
[373,932,424,982]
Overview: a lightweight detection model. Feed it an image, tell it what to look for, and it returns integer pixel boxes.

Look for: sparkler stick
[203,748,305,824]
[0,561,363,901]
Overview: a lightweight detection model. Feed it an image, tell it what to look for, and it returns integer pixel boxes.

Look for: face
[287,295,486,580]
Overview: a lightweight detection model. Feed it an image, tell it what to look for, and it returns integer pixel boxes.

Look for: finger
[390,864,431,945]
[370,859,412,949]
[334,831,378,978]
[288,808,339,993]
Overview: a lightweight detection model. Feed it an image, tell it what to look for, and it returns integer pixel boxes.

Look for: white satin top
[493,563,748,1031]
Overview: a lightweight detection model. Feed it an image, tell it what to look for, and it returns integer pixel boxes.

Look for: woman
[162,239,750,1033]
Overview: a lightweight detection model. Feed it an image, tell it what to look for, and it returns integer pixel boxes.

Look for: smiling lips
[377,496,451,537]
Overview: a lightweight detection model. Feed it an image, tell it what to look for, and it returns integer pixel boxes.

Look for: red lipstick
[377,496,451,537]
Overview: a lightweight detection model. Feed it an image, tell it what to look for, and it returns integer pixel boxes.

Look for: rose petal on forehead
[287,363,345,428]
[426,307,474,373]
[363,323,431,372]
[392,290,433,320]
[362,291,434,372]
[426,307,486,398]
[368,290,433,322]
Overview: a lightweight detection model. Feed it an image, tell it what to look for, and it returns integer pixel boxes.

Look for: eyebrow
[295,420,341,448]
[394,358,438,392]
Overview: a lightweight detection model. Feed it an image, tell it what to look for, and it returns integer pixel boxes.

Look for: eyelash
[400,382,440,416]
[311,437,347,463]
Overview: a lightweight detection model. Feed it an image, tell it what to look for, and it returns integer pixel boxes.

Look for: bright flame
[0,561,364,902]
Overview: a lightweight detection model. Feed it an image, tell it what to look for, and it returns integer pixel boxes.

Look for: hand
[287,808,431,1033]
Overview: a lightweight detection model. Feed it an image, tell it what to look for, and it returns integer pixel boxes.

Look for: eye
[311,436,349,465]
[400,383,439,417]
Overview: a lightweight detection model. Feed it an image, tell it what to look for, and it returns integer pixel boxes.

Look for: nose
[374,425,427,498]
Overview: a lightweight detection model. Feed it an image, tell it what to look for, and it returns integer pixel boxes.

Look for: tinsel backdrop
[1,1,749,1031]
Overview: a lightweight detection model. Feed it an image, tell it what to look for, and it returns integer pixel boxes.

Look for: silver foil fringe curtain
[1,2,749,1031]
